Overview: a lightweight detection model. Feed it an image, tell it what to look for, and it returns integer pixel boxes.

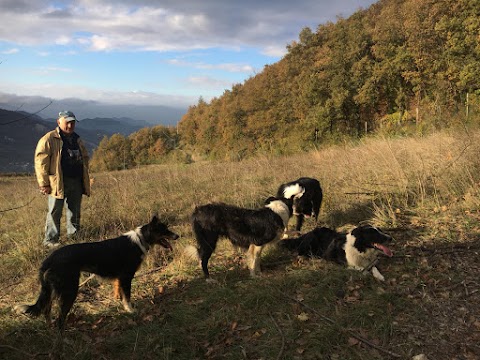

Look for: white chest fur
[344,233,376,270]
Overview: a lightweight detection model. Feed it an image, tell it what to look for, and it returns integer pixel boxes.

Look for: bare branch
[269,313,285,360]
[0,196,36,213]
[284,294,403,358]
[0,100,53,126]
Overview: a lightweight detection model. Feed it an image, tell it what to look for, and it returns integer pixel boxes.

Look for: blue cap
[58,110,77,122]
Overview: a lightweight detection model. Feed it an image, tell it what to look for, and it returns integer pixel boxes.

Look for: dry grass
[1,129,480,359]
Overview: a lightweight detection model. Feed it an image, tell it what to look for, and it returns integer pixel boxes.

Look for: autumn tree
[90,134,133,171]
[176,0,480,160]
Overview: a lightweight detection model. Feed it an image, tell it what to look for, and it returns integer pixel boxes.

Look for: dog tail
[14,267,53,318]
[184,245,200,261]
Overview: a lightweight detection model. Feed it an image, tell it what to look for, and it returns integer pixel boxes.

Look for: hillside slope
[178,0,480,160]
[1,129,480,359]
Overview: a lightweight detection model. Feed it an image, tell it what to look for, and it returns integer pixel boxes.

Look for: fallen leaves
[296,312,310,322]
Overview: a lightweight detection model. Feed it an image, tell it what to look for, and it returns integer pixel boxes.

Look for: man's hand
[39,185,51,195]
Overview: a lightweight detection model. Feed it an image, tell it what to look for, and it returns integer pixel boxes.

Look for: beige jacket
[34,127,91,199]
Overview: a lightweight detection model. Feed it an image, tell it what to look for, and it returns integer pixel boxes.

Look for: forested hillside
[177,0,480,159]
[90,125,180,171]
[91,0,480,169]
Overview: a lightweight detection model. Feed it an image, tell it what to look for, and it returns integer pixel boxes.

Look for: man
[35,111,91,248]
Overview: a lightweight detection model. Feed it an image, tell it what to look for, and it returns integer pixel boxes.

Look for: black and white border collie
[14,215,179,330]
[281,225,393,281]
[189,197,292,280]
[277,177,323,231]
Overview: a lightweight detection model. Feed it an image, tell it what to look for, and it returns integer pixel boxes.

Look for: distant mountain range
[0,108,177,173]
[0,92,188,126]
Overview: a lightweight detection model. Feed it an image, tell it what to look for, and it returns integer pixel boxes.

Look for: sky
[0,0,377,121]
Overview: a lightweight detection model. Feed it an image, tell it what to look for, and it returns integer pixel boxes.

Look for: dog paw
[372,267,385,282]
[13,304,30,315]
[123,303,135,313]
[282,230,302,239]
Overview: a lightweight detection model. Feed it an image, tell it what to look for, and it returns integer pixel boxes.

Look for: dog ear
[349,226,368,252]
[283,184,305,199]
[350,226,362,239]
[264,196,277,205]
[150,213,159,224]
[294,187,305,199]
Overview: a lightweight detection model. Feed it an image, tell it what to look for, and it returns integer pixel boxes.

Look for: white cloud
[0,0,376,56]
[55,35,71,45]
[90,35,113,51]
[0,81,195,108]
[2,48,19,54]
[38,66,73,74]
[261,45,287,58]
[187,76,233,90]
[167,59,254,73]
[0,0,378,110]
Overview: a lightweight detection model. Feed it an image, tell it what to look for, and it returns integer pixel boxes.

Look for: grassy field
[1,129,480,359]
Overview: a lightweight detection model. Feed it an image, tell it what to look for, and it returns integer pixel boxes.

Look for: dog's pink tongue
[374,243,393,257]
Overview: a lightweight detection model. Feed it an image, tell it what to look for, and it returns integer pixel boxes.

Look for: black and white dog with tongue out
[14,215,179,330]
[281,225,393,281]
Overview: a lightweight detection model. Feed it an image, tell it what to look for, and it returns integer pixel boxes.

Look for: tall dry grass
[1,129,479,289]
[1,129,480,359]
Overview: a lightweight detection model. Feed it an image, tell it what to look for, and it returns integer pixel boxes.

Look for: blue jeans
[44,177,83,244]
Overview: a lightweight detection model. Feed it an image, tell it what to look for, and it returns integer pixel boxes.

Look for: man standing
[35,111,91,248]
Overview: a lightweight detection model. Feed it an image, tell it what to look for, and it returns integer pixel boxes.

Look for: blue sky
[0,0,377,120]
